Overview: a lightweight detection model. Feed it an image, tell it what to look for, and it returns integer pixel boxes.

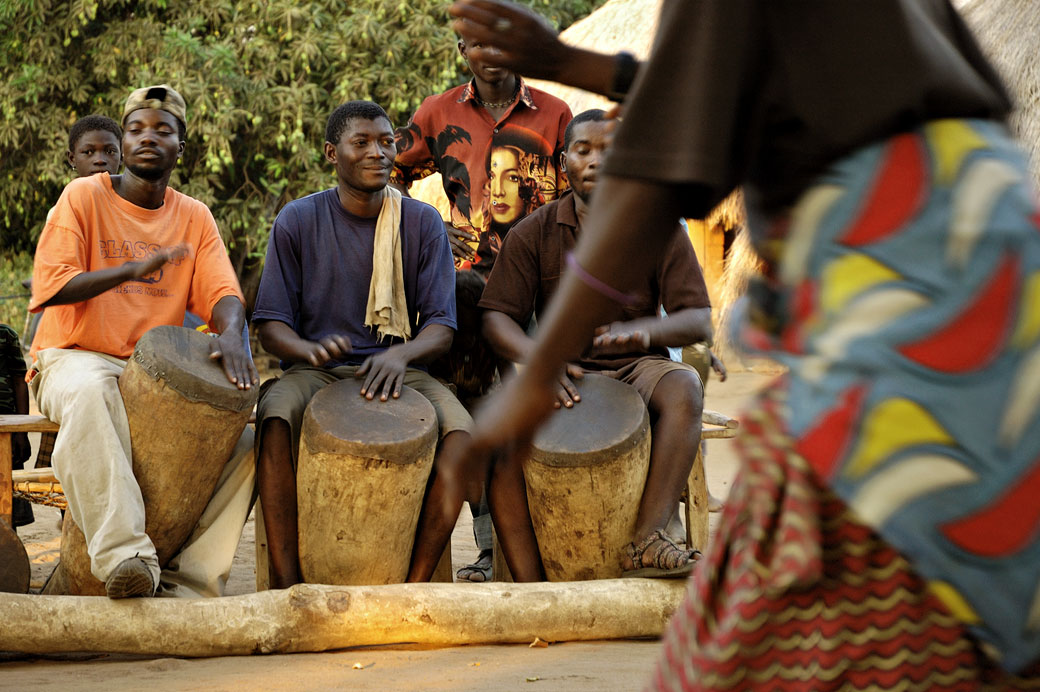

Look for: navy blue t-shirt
[253,188,457,368]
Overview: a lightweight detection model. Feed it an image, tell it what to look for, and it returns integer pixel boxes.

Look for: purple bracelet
[565,252,638,306]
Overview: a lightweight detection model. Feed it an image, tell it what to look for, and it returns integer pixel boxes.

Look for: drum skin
[58,326,256,595]
[524,374,650,581]
[296,380,437,586]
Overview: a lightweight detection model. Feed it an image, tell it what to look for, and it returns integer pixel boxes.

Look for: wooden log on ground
[0,579,687,657]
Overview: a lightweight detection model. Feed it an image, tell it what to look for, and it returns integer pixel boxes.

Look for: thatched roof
[958,0,1040,188]
[526,0,662,115]
[529,0,744,230]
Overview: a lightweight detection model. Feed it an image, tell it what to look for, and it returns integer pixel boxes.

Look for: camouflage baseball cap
[122,84,187,131]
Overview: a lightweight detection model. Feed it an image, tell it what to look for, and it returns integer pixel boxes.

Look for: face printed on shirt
[483,140,555,231]
[488,146,524,226]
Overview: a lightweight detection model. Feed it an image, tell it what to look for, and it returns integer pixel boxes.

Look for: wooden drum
[296,379,438,586]
[58,325,257,595]
[524,374,650,581]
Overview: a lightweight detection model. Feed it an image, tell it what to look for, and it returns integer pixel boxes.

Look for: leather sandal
[456,548,493,582]
[622,529,700,579]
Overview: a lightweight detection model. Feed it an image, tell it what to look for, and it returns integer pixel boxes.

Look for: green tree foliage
[0,0,605,306]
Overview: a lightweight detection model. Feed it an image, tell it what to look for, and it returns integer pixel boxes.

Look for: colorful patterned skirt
[649,119,1040,690]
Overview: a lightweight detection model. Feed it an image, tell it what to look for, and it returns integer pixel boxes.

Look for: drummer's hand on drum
[210,329,259,390]
[301,334,353,367]
[208,295,260,390]
[356,348,410,401]
[554,363,584,409]
[591,321,651,354]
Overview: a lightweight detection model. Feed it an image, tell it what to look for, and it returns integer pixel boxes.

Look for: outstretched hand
[461,364,560,471]
[132,243,190,279]
[450,0,568,80]
[592,321,651,354]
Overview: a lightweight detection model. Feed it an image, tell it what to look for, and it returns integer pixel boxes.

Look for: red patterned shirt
[392,78,572,272]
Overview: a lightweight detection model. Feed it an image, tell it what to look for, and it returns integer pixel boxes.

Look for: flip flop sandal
[621,529,700,579]
[456,548,493,582]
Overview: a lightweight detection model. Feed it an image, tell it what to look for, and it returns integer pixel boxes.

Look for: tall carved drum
[58,325,257,595]
[296,379,438,586]
[524,374,650,581]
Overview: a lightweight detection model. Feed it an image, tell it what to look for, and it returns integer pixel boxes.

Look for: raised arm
[39,243,189,308]
[592,306,713,354]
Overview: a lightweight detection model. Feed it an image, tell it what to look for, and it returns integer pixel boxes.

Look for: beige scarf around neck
[364,186,411,342]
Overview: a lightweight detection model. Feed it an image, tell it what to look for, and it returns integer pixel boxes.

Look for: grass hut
[525,0,749,310]
[958,0,1040,188]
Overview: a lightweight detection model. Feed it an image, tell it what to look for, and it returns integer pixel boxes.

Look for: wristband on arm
[606,51,639,102]
[566,252,637,306]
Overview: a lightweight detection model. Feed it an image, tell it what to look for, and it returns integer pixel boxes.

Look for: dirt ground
[1,369,776,692]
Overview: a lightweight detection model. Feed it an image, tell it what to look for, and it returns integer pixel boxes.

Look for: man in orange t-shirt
[29,85,259,599]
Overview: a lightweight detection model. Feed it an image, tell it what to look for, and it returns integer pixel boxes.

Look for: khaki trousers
[31,348,255,597]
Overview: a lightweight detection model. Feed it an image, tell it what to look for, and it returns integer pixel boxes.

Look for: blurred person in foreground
[451,0,1040,688]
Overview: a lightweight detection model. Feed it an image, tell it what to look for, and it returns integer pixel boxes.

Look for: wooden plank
[0,415,59,433]
[0,433,12,526]
[702,409,739,429]
[11,468,59,484]
[684,446,710,553]
[702,428,737,440]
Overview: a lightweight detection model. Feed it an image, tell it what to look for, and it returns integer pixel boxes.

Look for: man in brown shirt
[479,109,714,579]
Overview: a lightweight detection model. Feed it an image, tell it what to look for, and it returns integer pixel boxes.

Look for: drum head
[531,373,649,467]
[128,325,256,413]
[301,379,438,462]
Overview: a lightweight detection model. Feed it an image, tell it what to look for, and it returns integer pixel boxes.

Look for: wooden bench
[1,415,61,526]
[0,416,60,592]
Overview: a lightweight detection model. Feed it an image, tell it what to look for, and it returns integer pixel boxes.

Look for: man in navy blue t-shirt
[253,101,475,588]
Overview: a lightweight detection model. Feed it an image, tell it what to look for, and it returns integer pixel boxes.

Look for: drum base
[0,522,30,593]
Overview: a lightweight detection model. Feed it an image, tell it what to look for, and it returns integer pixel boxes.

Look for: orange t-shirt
[29,173,244,361]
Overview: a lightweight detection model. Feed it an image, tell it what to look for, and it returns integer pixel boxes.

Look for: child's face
[67,130,121,177]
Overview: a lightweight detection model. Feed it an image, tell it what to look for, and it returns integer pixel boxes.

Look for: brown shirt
[605,0,1011,218]
[479,190,711,371]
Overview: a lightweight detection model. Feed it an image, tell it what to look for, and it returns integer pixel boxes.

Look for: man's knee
[651,369,704,421]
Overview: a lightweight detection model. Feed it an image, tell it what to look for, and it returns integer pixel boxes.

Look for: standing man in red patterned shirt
[392,33,572,581]
[393,36,572,273]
